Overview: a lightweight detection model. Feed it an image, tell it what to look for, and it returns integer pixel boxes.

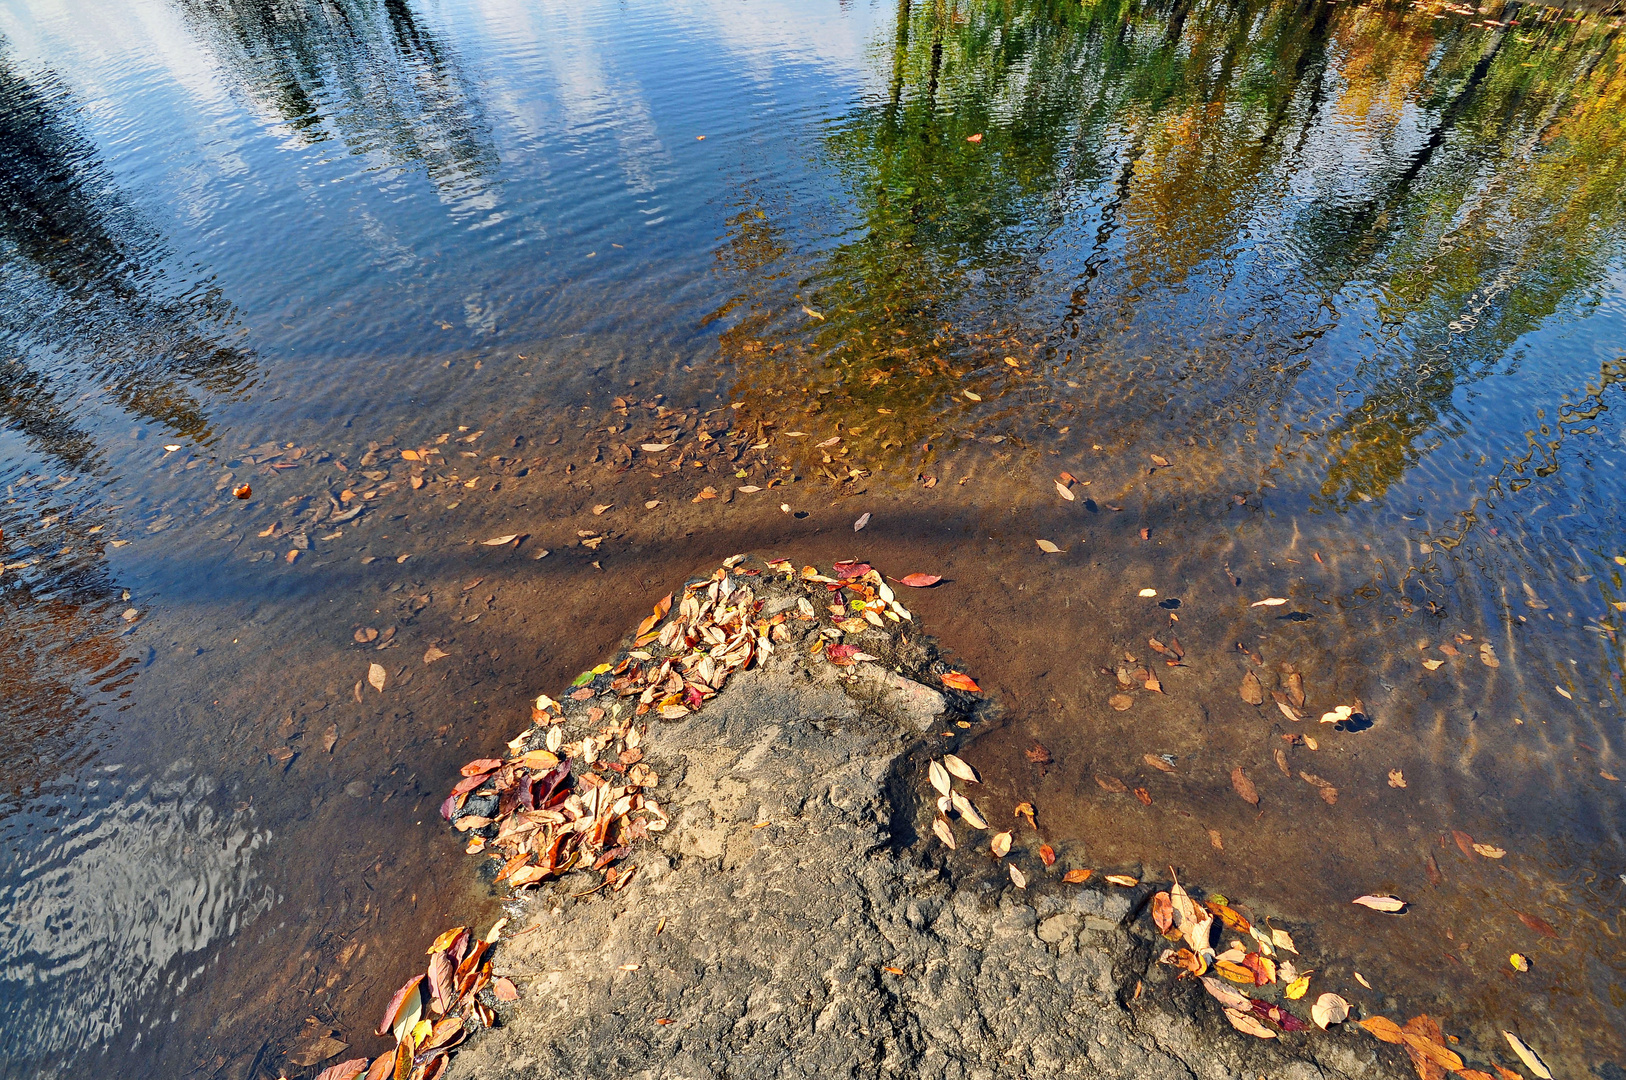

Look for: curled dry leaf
[943,754,979,783]
[931,817,956,849]
[1055,480,1075,501]
[1311,993,1349,1029]
[1473,843,1506,858]
[1240,670,1264,705]
[928,760,952,797]
[1008,864,1028,889]
[1230,767,1259,806]
[482,534,519,546]
[940,671,981,693]
[1354,971,1372,988]
[367,663,386,692]
[1105,874,1139,887]
[1388,769,1406,788]
[1351,895,1406,913]
[1223,1007,1276,1039]
[1096,775,1128,793]
[990,831,1012,858]
[1501,1035,1553,1080]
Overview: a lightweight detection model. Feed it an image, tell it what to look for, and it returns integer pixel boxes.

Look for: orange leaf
[1063,868,1093,883]
[941,671,980,692]
[896,573,942,587]
[1358,1016,1406,1043]
[1039,844,1056,867]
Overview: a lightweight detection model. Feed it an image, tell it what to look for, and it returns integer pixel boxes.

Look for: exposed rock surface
[447,565,1400,1080]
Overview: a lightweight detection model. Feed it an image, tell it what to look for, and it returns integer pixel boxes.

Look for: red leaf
[895,573,942,588]
[460,758,503,777]
[826,643,860,666]
[315,1060,371,1080]
[1038,844,1056,867]
[833,561,872,580]
[375,974,424,1036]
[449,771,495,797]
[941,671,980,692]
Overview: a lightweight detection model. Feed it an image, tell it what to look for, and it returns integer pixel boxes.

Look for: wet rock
[343,780,370,798]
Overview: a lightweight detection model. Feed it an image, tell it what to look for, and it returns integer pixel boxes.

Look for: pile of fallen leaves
[310,922,515,1080]
[1144,873,1552,1079]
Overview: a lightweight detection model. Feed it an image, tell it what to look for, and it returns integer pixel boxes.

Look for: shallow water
[1,0,1623,1075]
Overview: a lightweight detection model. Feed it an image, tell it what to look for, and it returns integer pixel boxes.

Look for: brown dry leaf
[313,1061,370,1080]
[1035,539,1064,554]
[1143,672,1162,693]
[1284,670,1306,711]
[1359,1016,1406,1044]
[1108,693,1134,711]
[481,534,519,546]
[1143,754,1175,773]
[422,644,450,665]
[1352,895,1406,912]
[1230,767,1259,806]
[367,663,386,693]
[1152,892,1174,933]
[1453,830,1478,859]
[1149,454,1171,468]
[1038,844,1056,867]
[1008,864,1028,889]
[1422,659,1444,671]
[1208,829,1223,850]
[1063,868,1093,883]
[1014,802,1037,829]
[990,831,1012,858]
[1388,769,1406,788]
[943,754,979,783]
[1096,775,1128,793]
[1472,843,1506,859]
[1240,670,1264,705]
[931,817,956,849]
[1222,1007,1276,1039]
[1025,743,1053,767]
[1275,748,1290,776]
[322,724,338,753]
[288,1033,350,1067]
[1104,874,1139,887]
[592,504,611,515]
[1133,787,1152,806]
[1515,911,1558,938]
[354,627,379,643]
[1312,993,1349,1029]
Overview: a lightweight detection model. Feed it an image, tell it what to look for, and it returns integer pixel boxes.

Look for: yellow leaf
[426,927,467,954]
[1285,974,1310,999]
[1214,959,1255,984]
[1472,843,1506,858]
[963,390,981,402]
[1104,874,1139,887]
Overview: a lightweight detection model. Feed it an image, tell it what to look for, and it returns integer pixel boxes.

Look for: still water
[1,0,1623,1075]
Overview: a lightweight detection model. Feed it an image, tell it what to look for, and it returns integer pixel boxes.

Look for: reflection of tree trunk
[1393,27,1508,189]
[1259,0,1332,151]
[1165,0,1193,45]
[888,0,912,113]
[926,0,946,107]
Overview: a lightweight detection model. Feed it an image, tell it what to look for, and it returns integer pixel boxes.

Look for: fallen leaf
[1555,685,1571,699]
[990,831,1012,858]
[1105,874,1139,887]
[1231,767,1259,806]
[1138,588,1157,597]
[1388,769,1406,788]
[491,976,519,1001]
[1241,670,1264,705]
[943,754,979,783]
[640,443,670,452]
[1271,927,1297,954]
[929,760,952,797]
[1515,911,1558,938]
[1250,597,1289,607]
[966,132,983,143]
[322,725,338,752]
[592,504,611,515]
[1422,659,1444,671]
[1285,974,1311,1000]
[1354,971,1372,988]
[1472,843,1506,858]
[1055,480,1075,501]
[1453,830,1478,859]
[853,512,871,531]
[897,573,942,588]
[1201,976,1251,1009]
[367,663,386,692]
[1359,1016,1405,1043]
[233,484,251,499]
[1352,895,1406,912]
[1501,1036,1553,1080]
[1013,802,1036,829]
[1275,748,1290,776]
[1025,743,1052,767]
[1403,1026,1464,1073]
[1109,693,1134,711]
[481,534,519,546]
[1149,454,1170,468]
[1096,775,1128,793]
[314,1061,370,1080]
[1223,1007,1276,1039]
[1152,892,1174,933]
[423,646,448,664]
[932,817,955,849]
[963,390,982,401]
[1312,993,1349,1029]
[1509,953,1529,972]
[1035,539,1064,553]
[1063,868,1092,883]
[1143,754,1175,773]
[1208,829,1223,850]
[1133,787,1152,805]
[375,975,424,1036]
[941,671,980,693]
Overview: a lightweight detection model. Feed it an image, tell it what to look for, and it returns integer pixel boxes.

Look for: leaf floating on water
[1354,971,1372,988]
[896,573,942,588]
[233,484,251,499]
[368,663,386,692]
[1270,927,1297,954]
[592,504,611,516]
[1472,843,1506,858]
[1388,769,1406,788]
[1055,480,1075,501]
[1515,911,1558,938]
[1035,539,1064,553]
[931,817,956,849]
[1008,864,1027,889]
[928,759,952,797]
[1554,685,1571,699]
[1509,952,1529,972]
[1062,868,1092,883]
[943,754,979,783]
[1105,874,1139,887]
[1453,830,1478,859]
[951,792,988,829]
[1501,1035,1553,1080]
[640,443,670,452]
[1143,754,1175,773]
[482,534,520,546]
[1138,588,1157,597]
[1358,1016,1405,1043]
[376,975,425,1036]
[963,390,981,402]
[1222,1007,1276,1039]
[1351,894,1406,912]
[1230,767,1259,806]
[1312,993,1349,1029]
[1149,454,1170,468]
[1285,974,1311,1000]
[853,512,871,532]
[990,831,1012,858]
[940,671,980,693]
[1250,597,1288,607]
[1240,670,1264,705]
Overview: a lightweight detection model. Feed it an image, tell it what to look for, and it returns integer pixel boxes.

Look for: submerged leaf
[1250,597,1288,607]
[1231,767,1259,806]
[940,671,980,693]
[1359,1016,1406,1044]
[1223,1007,1276,1039]
[896,573,942,588]
[1240,670,1264,705]
[1035,539,1064,553]
[367,663,386,692]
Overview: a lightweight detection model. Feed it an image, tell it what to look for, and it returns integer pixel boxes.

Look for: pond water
[1,0,1623,1075]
